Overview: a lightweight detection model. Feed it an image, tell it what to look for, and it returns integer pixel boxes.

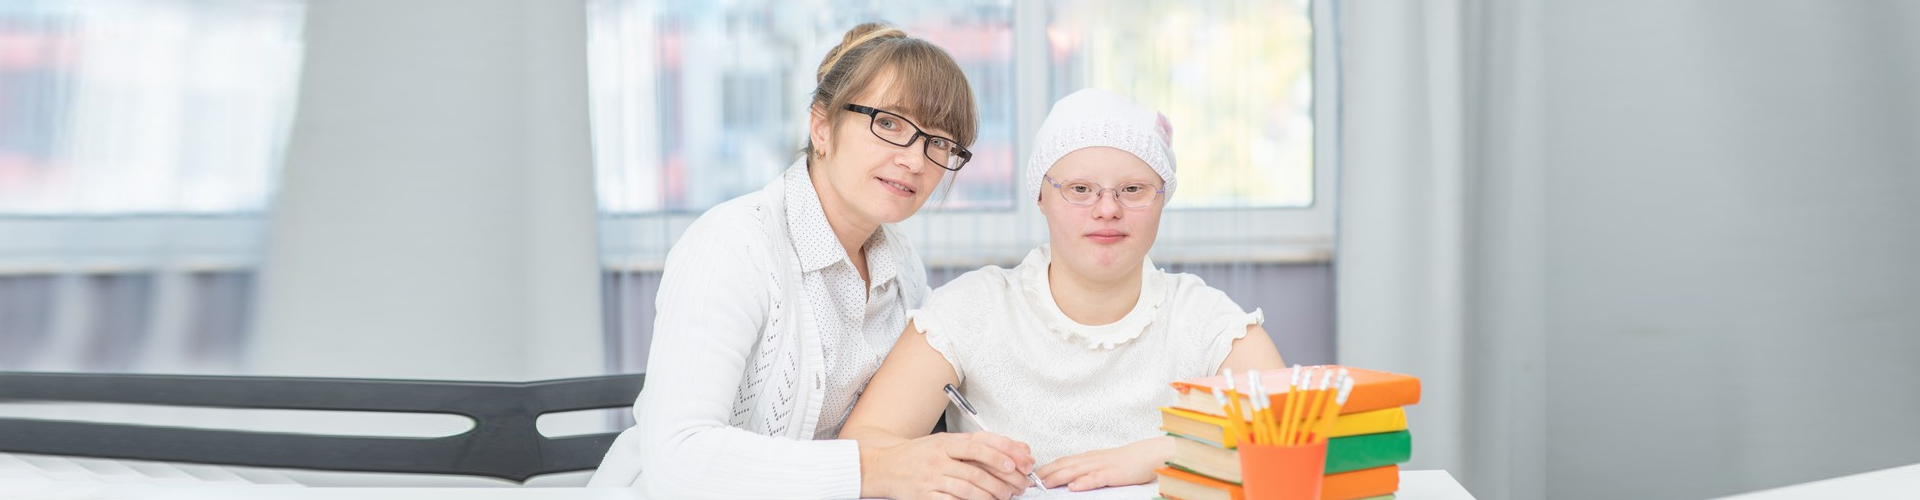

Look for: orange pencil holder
[1239,441,1327,500]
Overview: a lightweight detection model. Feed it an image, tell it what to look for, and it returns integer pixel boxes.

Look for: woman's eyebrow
[881,102,954,136]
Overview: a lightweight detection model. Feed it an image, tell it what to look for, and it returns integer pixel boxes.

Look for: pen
[943,383,1048,492]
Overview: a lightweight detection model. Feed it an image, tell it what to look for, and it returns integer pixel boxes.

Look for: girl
[841,89,1287,496]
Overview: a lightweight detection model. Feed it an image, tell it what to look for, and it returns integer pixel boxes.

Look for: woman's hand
[1035,436,1173,492]
[860,432,1039,500]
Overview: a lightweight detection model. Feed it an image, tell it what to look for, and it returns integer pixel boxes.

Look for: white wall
[251,0,602,382]
[1485,1,1920,498]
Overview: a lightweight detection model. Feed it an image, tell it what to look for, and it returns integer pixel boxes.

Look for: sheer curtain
[1336,0,1473,487]
[0,0,305,373]
[1338,0,1548,498]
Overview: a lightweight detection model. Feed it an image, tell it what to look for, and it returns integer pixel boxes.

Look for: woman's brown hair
[805,22,977,166]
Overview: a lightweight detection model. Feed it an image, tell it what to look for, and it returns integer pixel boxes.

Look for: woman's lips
[877,177,916,196]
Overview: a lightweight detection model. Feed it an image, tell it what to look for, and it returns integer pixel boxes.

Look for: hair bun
[817,22,907,83]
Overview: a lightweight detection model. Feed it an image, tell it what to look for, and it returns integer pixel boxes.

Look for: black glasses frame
[843,104,972,172]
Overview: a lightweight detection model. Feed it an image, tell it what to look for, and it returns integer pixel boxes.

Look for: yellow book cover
[1162,406,1407,448]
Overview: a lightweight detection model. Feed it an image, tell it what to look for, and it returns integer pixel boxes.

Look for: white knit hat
[1024,89,1177,202]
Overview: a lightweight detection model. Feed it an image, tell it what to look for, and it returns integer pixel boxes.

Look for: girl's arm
[841,321,1039,500]
[1036,324,1286,491]
[1218,324,1286,374]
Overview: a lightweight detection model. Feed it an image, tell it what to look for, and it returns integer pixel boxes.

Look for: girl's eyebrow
[1062,178,1163,187]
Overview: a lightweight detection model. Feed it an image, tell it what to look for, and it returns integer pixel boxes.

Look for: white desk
[2,470,1476,500]
[1715,463,1920,499]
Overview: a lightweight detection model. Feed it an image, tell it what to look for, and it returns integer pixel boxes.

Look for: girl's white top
[911,244,1263,465]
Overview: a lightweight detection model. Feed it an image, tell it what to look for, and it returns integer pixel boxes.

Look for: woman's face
[808,77,952,229]
[1039,147,1165,279]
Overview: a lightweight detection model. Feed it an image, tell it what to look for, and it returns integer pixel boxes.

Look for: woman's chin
[864,201,921,225]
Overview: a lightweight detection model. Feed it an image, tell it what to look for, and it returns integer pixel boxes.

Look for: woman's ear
[808,106,833,158]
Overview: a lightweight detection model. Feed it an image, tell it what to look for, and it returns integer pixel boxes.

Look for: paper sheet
[1014,482,1159,499]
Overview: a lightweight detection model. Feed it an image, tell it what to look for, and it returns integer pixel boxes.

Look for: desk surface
[3,470,1476,500]
[1715,463,1920,499]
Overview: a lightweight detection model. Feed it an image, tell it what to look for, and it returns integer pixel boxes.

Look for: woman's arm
[1036,324,1286,491]
[593,212,861,499]
[841,321,1039,500]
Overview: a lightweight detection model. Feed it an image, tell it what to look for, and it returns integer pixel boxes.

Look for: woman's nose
[894,146,924,174]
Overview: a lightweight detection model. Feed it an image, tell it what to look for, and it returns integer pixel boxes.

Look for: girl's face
[1038,147,1165,279]
[808,76,952,229]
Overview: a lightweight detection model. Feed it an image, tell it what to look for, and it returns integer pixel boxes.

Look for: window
[0,0,304,373]
[586,0,1017,214]
[591,0,1339,372]
[1045,0,1316,209]
[0,0,305,215]
[591,0,1333,267]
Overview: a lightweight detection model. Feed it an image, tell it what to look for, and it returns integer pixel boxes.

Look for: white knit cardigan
[588,162,930,498]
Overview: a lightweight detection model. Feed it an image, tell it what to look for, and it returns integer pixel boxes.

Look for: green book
[1168,430,1413,480]
[1326,430,1413,474]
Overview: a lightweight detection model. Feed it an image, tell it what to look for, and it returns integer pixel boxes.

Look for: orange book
[1157,466,1244,500]
[1169,366,1421,418]
[1157,464,1399,500]
[1321,465,1400,500]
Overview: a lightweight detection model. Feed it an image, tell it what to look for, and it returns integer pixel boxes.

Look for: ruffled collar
[1017,244,1167,350]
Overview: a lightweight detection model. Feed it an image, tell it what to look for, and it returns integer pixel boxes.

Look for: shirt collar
[864,229,901,291]
[1018,244,1163,350]
[784,165,902,290]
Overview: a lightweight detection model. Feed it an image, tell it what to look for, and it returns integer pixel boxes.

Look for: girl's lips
[1085,231,1127,244]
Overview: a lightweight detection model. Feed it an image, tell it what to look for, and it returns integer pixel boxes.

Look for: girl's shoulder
[1158,270,1233,307]
[911,265,1022,341]
[927,264,1021,302]
[1155,270,1258,327]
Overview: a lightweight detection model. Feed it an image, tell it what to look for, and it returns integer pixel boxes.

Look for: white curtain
[1337,0,1469,475]
[1335,2,1920,499]
[1336,1,1546,498]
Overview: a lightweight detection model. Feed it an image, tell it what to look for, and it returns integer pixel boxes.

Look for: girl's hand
[1035,436,1173,492]
[860,432,1039,500]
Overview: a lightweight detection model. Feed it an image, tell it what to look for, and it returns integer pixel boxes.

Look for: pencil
[1300,368,1333,445]
[1315,369,1355,444]
[1282,366,1308,445]
[1248,373,1270,445]
[1222,369,1251,444]
[1212,387,1248,447]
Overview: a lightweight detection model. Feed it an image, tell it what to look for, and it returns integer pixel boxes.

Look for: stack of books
[1154,366,1421,500]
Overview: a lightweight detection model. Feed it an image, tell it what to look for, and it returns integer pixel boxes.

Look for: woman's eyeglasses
[844,104,972,172]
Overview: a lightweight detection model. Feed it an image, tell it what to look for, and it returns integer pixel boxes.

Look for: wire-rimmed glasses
[1044,174,1165,209]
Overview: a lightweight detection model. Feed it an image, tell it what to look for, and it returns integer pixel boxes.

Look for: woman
[840,89,1288,495]
[590,23,1038,499]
